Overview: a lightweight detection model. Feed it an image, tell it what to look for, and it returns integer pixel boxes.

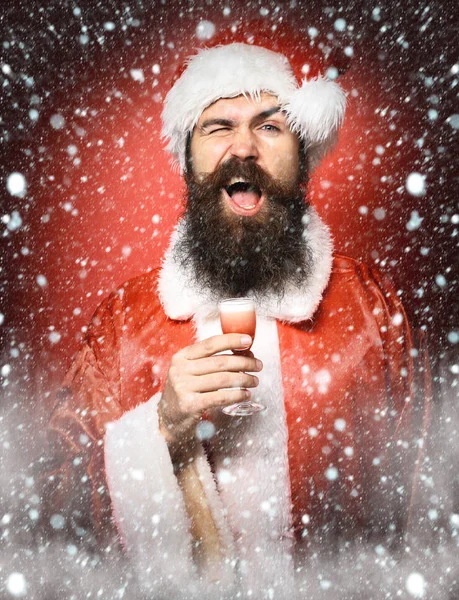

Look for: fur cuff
[104,394,236,596]
[104,394,196,593]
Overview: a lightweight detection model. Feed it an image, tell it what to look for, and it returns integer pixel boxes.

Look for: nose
[229,128,259,161]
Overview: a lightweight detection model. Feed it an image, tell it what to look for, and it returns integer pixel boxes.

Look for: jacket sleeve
[41,291,236,595]
[40,293,125,544]
[366,265,432,533]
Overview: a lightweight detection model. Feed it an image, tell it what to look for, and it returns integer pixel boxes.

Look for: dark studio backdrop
[0,0,458,597]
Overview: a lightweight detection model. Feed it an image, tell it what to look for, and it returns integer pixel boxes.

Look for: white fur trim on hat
[161,43,347,171]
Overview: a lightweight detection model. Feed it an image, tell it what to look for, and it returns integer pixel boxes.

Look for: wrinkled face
[189,93,301,218]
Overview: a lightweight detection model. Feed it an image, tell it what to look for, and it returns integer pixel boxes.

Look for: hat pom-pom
[285,76,347,144]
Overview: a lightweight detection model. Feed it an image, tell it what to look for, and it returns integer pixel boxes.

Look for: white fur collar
[158,205,333,324]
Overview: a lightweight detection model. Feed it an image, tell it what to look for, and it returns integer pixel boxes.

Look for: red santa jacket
[44,209,431,597]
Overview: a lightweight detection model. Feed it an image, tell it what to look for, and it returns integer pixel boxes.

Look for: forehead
[196,92,283,124]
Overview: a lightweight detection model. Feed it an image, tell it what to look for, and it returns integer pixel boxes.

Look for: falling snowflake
[6,173,27,198]
[130,69,145,83]
[406,173,426,196]
[406,572,427,598]
[196,20,216,40]
[50,113,65,129]
[6,572,27,597]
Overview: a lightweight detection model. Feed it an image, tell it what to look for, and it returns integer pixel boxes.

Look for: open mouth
[222,179,264,216]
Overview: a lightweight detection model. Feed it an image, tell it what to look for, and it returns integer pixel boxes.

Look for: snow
[334,418,346,431]
[1,364,11,377]
[28,508,39,520]
[50,514,65,529]
[406,173,426,196]
[326,66,339,80]
[427,508,439,522]
[6,173,27,198]
[196,20,216,41]
[129,468,144,481]
[435,274,447,287]
[406,572,427,598]
[392,313,403,326]
[406,210,423,231]
[66,544,78,556]
[0,3,457,598]
[217,469,234,485]
[325,466,339,481]
[319,579,332,590]
[195,420,216,441]
[49,113,65,129]
[48,331,61,344]
[315,369,331,393]
[6,573,27,597]
[129,69,144,83]
[6,211,23,231]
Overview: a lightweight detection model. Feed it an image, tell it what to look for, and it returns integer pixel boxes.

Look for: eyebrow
[199,106,282,132]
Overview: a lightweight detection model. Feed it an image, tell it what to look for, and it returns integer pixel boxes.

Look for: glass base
[222,401,266,417]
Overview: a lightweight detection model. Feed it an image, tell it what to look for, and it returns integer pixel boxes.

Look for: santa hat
[161,42,347,172]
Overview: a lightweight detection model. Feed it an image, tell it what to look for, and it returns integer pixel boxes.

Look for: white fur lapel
[193,313,296,594]
[157,205,333,323]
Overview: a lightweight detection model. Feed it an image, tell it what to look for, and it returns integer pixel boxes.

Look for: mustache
[185,157,301,201]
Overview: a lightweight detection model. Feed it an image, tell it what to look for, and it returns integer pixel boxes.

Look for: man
[45,44,430,598]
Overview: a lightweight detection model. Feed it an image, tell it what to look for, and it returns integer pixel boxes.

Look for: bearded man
[45,44,431,599]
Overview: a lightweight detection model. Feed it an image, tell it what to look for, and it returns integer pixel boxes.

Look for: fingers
[195,388,252,412]
[188,354,263,376]
[191,371,259,394]
[181,334,253,360]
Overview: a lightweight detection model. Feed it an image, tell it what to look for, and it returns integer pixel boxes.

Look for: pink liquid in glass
[219,299,256,353]
[218,298,265,415]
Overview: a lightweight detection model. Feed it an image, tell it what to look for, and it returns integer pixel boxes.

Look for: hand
[158,333,263,461]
